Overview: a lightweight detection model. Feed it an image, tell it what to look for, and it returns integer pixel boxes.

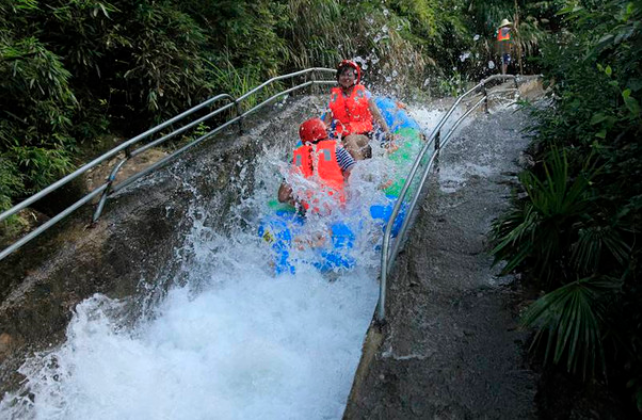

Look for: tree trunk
[514,0,524,74]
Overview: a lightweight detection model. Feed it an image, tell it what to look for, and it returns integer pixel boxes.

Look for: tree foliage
[491,0,642,411]
[0,0,471,213]
[0,0,550,212]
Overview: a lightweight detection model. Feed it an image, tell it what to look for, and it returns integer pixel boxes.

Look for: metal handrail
[0,67,337,262]
[376,74,533,324]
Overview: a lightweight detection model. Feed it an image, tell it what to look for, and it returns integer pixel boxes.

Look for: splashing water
[0,104,447,420]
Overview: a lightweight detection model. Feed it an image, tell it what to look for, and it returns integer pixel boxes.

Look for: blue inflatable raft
[260,97,422,274]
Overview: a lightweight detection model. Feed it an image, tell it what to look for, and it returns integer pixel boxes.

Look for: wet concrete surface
[345,104,539,419]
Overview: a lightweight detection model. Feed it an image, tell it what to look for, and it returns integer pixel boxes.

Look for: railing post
[92,158,128,224]
[91,187,110,226]
[481,82,489,114]
[235,100,243,135]
[434,130,441,175]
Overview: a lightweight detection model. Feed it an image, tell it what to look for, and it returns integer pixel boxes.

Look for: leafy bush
[491,0,642,411]
[0,32,78,198]
[0,0,556,220]
[0,158,23,213]
[492,149,601,284]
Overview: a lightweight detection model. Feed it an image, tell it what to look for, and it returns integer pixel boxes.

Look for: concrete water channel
[0,80,544,419]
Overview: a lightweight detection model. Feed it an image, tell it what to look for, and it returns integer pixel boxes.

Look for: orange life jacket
[292,139,345,213]
[497,27,511,42]
[329,85,373,136]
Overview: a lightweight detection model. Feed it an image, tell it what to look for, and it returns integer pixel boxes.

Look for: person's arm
[323,112,332,128]
[368,99,393,140]
[336,145,355,180]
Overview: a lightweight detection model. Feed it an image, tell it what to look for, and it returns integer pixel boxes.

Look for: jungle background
[0,0,640,417]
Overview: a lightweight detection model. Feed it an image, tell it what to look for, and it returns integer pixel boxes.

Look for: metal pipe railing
[386,95,487,267]
[0,184,109,261]
[0,93,237,224]
[1,68,337,262]
[376,74,526,324]
[93,78,336,221]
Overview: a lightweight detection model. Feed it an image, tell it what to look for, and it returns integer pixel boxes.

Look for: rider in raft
[278,117,355,216]
[324,60,394,160]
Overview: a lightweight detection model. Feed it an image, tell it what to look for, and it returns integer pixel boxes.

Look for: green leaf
[623,96,641,117]
[596,129,607,139]
[557,5,578,15]
[590,113,608,125]
[522,277,620,378]
[597,34,614,47]
[605,65,612,76]
[625,2,634,21]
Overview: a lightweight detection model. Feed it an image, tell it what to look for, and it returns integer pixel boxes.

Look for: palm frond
[571,225,631,273]
[522,276,622,378]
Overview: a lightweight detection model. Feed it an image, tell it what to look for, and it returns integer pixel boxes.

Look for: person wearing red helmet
[323,60,393,160]
[278,117,355,215]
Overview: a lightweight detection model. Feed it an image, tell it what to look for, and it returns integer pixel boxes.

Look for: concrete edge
[342,313,385,419]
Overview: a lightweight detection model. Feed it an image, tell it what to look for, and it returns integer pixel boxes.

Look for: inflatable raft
[259,97,423,275]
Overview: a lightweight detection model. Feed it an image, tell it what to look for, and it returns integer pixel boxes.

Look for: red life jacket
[497,27,511,42]
[329,85,373,136]
[292,139,345,213]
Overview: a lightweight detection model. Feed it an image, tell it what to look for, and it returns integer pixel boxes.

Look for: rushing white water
[0,103,446,420]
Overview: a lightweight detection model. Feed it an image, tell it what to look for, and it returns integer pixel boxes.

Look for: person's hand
[380,179,394,190]
[385,142,399,154]
[384,131,399,153]
[384,131,399,142]
[278,183,293,203]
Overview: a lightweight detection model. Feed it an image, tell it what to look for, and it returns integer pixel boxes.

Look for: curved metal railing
[0,68,337,262]
[376,73,539,323]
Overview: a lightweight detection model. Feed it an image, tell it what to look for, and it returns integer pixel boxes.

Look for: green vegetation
[1,0,552,216]
[491,0,642,412]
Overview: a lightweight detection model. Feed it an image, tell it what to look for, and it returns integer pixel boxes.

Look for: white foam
[1,104,453,420]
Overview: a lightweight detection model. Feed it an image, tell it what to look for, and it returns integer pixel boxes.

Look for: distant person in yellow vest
[496,19,513,75]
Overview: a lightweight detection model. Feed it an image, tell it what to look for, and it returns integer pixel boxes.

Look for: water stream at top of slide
[0,105,449,420]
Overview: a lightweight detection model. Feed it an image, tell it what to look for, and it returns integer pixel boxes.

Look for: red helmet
[299,118,328,144]
[337,60,361,84]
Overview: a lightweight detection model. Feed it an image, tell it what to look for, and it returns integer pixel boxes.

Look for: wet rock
[0,333,14,360]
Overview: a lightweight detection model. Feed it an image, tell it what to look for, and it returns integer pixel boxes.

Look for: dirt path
[344,104,539,419]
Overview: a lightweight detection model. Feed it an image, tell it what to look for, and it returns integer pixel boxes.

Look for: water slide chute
[259,97,423,274]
